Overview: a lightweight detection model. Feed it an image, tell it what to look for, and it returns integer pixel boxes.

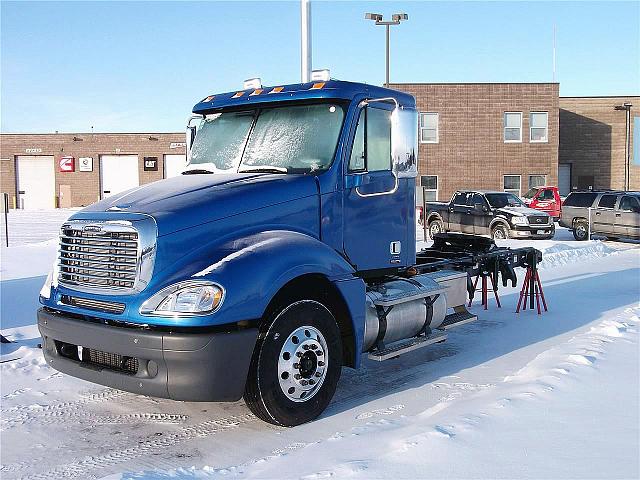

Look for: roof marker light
[268,86,284,94]
[310,82,325,90]
[202,95,215,103]
[249,89,263,96]
[232,91,246,99]
[310,69,330,82]
[243,78,262,90]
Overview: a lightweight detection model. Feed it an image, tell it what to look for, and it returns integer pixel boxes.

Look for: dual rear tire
[243,300,342,427]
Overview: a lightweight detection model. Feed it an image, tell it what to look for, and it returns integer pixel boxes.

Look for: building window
[504,112,522,143]
[504,175,521,196]
[420,113,439,143]
[529,175,546,189]
[530,112,548,143]
[421,175,438,201]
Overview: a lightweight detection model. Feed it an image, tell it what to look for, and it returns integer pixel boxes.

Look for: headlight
[140,281,224,316]
[511,216,528,226]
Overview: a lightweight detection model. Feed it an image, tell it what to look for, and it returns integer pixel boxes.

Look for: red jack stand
[516,267,548,314]
[468,272,501,310]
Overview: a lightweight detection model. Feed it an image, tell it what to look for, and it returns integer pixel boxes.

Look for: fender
[133,230,358,329]
[426,211,444,226]
[489,216,511,231]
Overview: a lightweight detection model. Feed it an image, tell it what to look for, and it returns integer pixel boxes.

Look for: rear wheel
[428,219,444,239]
[243,300,342,427]
[573,220,589,241]
[491,224,510,240]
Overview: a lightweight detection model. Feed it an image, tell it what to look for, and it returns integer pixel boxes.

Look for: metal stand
[516,253,548,315]
[468,272,501,310]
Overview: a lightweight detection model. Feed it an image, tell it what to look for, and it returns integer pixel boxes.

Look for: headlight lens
[511,216,528,226]
[141,281,224,315]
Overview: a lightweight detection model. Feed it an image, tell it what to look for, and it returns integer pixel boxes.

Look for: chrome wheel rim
[278,326,328,403]
[430,223,441,237]
[493,228,506,239]
[576,225,587,238]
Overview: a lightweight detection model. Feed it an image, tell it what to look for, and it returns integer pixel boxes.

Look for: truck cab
[522,186,562,220]
[37,76,496,426]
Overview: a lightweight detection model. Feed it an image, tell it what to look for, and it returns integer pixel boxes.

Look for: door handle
[615,213,621,217]
[595,212,601,215]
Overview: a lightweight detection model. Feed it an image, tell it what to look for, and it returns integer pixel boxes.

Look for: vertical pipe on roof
[301,0,312,83]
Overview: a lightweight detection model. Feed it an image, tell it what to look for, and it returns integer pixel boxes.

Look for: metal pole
[300,0,311,83]
[385,24,390,87]
[625,107,631,190]
[3,193,8,247]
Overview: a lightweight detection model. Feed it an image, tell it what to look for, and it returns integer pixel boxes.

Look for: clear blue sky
[2,1,638,133]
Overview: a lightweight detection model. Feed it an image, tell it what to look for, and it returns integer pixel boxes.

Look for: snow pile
[538,241,617,270]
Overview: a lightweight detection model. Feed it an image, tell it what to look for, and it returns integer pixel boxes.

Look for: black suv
[560,191,640,241]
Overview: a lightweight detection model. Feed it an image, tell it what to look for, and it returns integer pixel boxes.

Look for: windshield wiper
[238,166,288,174]
[182,169,215,175]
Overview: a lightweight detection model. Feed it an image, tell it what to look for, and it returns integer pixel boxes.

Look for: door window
[620,196,640,213]
[598,194,617,209]
[452,192,467,206]
[540,189,555,201]
[348,107,392,172]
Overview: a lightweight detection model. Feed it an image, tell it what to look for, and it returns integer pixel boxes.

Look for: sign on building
[79,157,93,172]
[144,157,158,171]
[59,156,75,172]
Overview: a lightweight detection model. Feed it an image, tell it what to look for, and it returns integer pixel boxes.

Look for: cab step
[367,331,448,362]
[438,310,477,330]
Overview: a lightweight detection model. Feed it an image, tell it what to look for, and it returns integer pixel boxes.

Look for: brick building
[390,83,560,203]
[559,96,638,192]
[0,133,186,209]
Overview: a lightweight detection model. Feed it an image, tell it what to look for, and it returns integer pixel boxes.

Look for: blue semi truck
[38,74,539,426]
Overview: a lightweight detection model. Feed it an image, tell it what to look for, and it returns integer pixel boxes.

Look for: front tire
[243,300,342,427]
[573,220,589,241]
[491,223,510,240]
[428,219,445,239]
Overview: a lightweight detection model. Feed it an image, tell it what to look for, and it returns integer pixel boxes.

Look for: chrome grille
[59,223,140,291]
[527,215,549,225]
[60,295,126,314]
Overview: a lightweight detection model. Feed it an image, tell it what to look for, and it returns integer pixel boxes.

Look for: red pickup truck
[522,186,562,220]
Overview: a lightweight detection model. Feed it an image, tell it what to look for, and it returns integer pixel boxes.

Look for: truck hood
[78,173,319,236]
[497,206,549,217]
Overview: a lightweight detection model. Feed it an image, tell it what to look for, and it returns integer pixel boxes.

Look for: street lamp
[365,12,409,87]
[614,102,633,191]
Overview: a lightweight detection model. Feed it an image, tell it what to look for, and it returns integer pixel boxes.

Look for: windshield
[485,193,525,208]
[523,188,538,199]
[188,102,345,174]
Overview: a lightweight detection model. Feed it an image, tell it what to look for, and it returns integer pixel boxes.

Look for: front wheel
[243,300,342,426]
[573,220,589,241]
[491,224,510,240]
[428,219,445,239]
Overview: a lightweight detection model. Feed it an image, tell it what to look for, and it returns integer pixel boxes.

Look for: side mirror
[185,115,202,162]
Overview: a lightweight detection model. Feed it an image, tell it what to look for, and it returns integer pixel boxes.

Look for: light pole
[365,12,408,87]
[614,102,633,191]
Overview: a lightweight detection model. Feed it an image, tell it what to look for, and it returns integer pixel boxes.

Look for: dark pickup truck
[426,191,554,240]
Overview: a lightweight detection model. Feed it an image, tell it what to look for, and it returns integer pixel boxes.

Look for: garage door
[16,156,55,210]
[100,155,140,199]
[164,154,186,178]
[558,164,571,196]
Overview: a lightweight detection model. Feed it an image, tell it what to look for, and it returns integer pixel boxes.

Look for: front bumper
[512,224,555,238]
[38,308,258,402]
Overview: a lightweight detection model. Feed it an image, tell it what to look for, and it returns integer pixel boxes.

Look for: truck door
[594,194,618,235]
[343,105,408,271]
[470,193,491,235]
[449,192,468,232]
[615,195,640,238]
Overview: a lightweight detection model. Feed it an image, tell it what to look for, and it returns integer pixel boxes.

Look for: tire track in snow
[14,413,256,480]
[2,411,189,429]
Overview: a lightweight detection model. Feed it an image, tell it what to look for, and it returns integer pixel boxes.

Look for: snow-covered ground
[1,211,639,480]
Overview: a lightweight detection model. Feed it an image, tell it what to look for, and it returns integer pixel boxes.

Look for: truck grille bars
[57,218,157,296]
